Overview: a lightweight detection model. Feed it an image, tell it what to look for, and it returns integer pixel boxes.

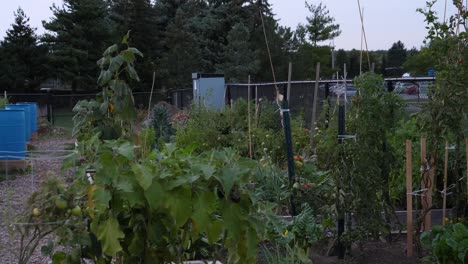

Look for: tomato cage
[0,149,78,263]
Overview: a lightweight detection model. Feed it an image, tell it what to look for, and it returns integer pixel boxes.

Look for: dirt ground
[0,134,75,264]
[310,237,423,264]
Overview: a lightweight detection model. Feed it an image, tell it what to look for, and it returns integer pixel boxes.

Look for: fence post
[310,62,321,146]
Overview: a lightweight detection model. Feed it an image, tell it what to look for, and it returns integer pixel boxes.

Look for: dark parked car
[394,82,419,95]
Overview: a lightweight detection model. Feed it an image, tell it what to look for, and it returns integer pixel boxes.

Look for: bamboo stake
[420,138,429,230]
[255,85,259,128]
[442,141,449,225]
[248,75,252,159]
[359,7,364,75]
[427,154,434,229]
[406,140,413,257]
[310,63,321,146]
[465,139,468,206]
[357,0,371,70]
[287,62,292,101]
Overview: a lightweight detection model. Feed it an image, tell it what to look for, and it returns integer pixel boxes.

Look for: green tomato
[71,206,82,216]
[55,199,68,210]
[32,208,41,216]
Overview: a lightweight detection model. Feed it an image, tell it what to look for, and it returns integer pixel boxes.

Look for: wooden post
[420,138,429,230]
[309,62,321,146]
[406,140,413,257]
[248,76,252,159]
[287,62,292,101]
[442,141,449,225]
[465,139,468,207]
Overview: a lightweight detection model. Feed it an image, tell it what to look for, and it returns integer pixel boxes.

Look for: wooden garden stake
[309,62,321,146]
[442,141,449,225]
[465,139,468,204]
[248,75,252,159]
[406,140,413,257]
[287,62,292,101]
[420,138,430,230]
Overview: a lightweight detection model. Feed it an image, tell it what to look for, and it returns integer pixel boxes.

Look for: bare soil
[310,237,423,264]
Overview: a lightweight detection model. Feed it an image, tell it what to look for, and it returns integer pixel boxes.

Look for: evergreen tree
[0,8,47,92]
[158,2,206,89]
[304,1,341,46]
[387,40,407,77]
[108,0,158,90]
[216,22,259,82]
[42,0,113,92]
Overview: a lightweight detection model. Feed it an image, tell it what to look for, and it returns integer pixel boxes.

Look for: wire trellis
[0,150,78,226]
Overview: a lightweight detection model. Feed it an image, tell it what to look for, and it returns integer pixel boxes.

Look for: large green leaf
[206,219,224,243]
[132,163,154,191]
[96,217,125,256]
[192,191,218,232]
[115,141,134,160]
[219,166,241,194]
[93,186,111,207]
[169,187,192,227]
[453,223,468,240]
[108,55,125,75]
[144,181,166,210]
[103,44,118,56]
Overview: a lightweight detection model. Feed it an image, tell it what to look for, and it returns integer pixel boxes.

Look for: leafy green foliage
[72,34,143,140]
[316,73,404,245]
[151,106,175,145]
[175,98,310,164]
[0,96,7,109]
[421,223,468,263]
[59,140,272,263]
[417,0,468,219]
[262,204,323,263]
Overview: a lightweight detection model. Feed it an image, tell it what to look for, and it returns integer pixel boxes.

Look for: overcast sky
[0,0,461,50]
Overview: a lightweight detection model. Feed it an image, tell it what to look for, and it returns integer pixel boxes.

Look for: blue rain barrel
[0,109,26,160]
[17,102,38,133]
[6,104,31,141]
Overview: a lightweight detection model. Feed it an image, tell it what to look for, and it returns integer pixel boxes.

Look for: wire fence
[4,77,434,125]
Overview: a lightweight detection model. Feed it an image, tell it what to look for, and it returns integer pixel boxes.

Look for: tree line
[0,0,435,94]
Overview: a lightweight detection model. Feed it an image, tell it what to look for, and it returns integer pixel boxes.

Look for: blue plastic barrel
[0,109,26,160]
[17,102,38,133]
[6,104,31,141]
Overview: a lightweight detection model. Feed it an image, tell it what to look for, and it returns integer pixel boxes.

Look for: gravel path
[0,137,75,264]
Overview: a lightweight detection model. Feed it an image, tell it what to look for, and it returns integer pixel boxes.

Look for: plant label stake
[310,62,321,146]
[283,63,296,216]
[406,140,413,257]
[336,64,347,260]
[442,141,449,225]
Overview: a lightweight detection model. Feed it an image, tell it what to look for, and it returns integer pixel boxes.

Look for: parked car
[329,84,357,97]
[393,82,419,95]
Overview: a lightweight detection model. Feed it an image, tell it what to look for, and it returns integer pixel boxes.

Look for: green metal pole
[282,99,297,216]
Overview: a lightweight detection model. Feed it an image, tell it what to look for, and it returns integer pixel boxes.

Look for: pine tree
[108,0,158,91]
[42,0,113,92]
[216,22,259,82]
[387,40,407,77]
[304,1,341,46]
[0,8,47,92]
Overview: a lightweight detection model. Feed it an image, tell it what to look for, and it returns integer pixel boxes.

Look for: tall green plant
[72,33,142,140]
[316,73,404,249]
[417,0,468,219]
[0,96,7,109]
